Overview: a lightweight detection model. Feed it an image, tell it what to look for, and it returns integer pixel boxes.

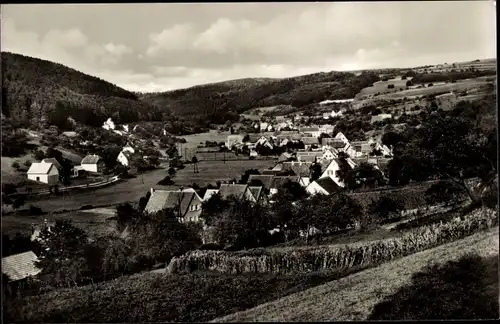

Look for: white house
[319,124,335,135]
[81,154,105,173]
[260,122,269,132]
[306,177,342,196]
[226,135,244,148]
[371,114,393,124]
[334,132,350,145]
[322,148,338,161]
[27,163,59,185]
[320,158,357,187]
[117,151,133,166]
[300,127,321,138]
[102,118,115,130]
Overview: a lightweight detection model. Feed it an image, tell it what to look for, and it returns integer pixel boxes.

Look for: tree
[425,181,465,207]
[345,162,385,190]
[11,161,20,170]
[201,193,229,226]
[191,156,199,173]
[369,196,404,222]
[387,84,395,89]
[34,149,45,161]
[381,131,403,148]
[309,162,322,182]
[239,169,260,184]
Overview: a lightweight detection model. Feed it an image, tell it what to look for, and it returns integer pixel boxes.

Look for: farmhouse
[27,162,59,185]
[81,154,105,173]
[218,184,256,202]
[306,176,342,196]
[2,251,42,283]
[144,189,203,223]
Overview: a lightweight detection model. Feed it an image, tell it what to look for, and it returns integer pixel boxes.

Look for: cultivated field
[355,78,410,98]
[167,159,277,187]
[214,226,499,322]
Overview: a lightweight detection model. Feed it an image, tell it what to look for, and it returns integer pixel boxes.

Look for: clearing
[214,226,498,322]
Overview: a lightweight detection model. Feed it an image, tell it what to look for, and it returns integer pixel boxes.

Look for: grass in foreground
[3,267,368,323]
[213,226,498,322]
[369,253,498,320]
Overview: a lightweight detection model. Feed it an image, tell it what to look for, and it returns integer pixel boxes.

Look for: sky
[1,2,496,92]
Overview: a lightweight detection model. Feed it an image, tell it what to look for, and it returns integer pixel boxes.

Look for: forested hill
[138,71,381,124]
[1,52,166,129]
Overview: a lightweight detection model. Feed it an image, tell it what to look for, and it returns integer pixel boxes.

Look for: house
[300,137,320,149]
[72,165,85,178]
[334,132,350,144]
[350,141,374,157]
[261,169,282,176]
[117,150,133,166]
[27,163,59,185]
[300,127,321,138]
[226,135,244,148]
[41,158,62,172]
[61,131,78,137]
[371,113,393,124]
[248,186,265,203]
[306,177,343,196]
[322,138,348,150]
[144,189,203,223]
[278,152,294,162]
[81,154,105,173]
[259,122,270,132]
[296,151,323,163]
[218,184,256,202]
[2,251,42,283]
[320,158,356,187]
[319,124,335,135]
[102,117,116,130]
[322,148,338,161]
[203,189,220,201]
[247,174,275,190]
[282,161,313,177]
[249,149,259,157]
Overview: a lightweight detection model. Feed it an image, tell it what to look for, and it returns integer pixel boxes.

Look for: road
[25,167,169,213]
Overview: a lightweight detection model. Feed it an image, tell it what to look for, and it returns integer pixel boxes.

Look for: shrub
[158,176,174,185]
[28,205,44,215]
[11,161,20,170]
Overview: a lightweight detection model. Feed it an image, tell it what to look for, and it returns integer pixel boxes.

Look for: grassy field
[214,226,499,322]
[1,208,117,237]
[178,130,231,152]
[168,160,277,187]
[355,78,410,98]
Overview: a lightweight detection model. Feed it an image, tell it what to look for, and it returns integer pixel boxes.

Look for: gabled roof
[271,176,300,189]
[261,169,282,175]
[314,177,342,194]
[27,162,56,175]
[247,174,275,189]
[282,162,312,177]
[41,158,62,169]
[300,127,320,132]
[218,184,249,200]
[298,155,317,163]
[301,137,320,145]
[81,154,102,165]
[144,190,196,215]
[203,189,220,201]
[322,138,346,148]
[248,186,263,201]
[2,251,41,282]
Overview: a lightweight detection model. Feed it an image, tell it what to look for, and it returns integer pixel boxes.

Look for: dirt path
[214,227,499,322]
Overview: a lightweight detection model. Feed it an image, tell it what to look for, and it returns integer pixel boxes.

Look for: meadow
[214,226,498,322]
[5,219,497,323]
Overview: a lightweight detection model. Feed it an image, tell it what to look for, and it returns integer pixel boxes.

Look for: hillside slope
[214,226,498,322]
[1,52,166,129]
[139,71,381,124]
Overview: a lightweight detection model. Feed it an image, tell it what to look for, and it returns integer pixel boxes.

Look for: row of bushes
[167,207,498,275]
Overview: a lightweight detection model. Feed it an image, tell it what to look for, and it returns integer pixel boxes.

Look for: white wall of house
[117,152,130,166]
[81,161,105,173]
[334,132,350,144]
[306,181,329,195]
[27,168,59,185]
[320,160,345,187]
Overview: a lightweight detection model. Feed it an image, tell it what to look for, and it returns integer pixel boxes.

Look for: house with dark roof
[218,184,256,202]
[306,177,343,195]
[299,126,321,137]
[320,158,357,187]
[248,186,266,203]
[300,137,320,149]
[281,161,313,177]
[144,189,203,223]
[2,251,42,283]
[81,154,105,173]
[27,163,59,185]
[247,174,275,190]
[296,151,323,163]
[202,189,220,201]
